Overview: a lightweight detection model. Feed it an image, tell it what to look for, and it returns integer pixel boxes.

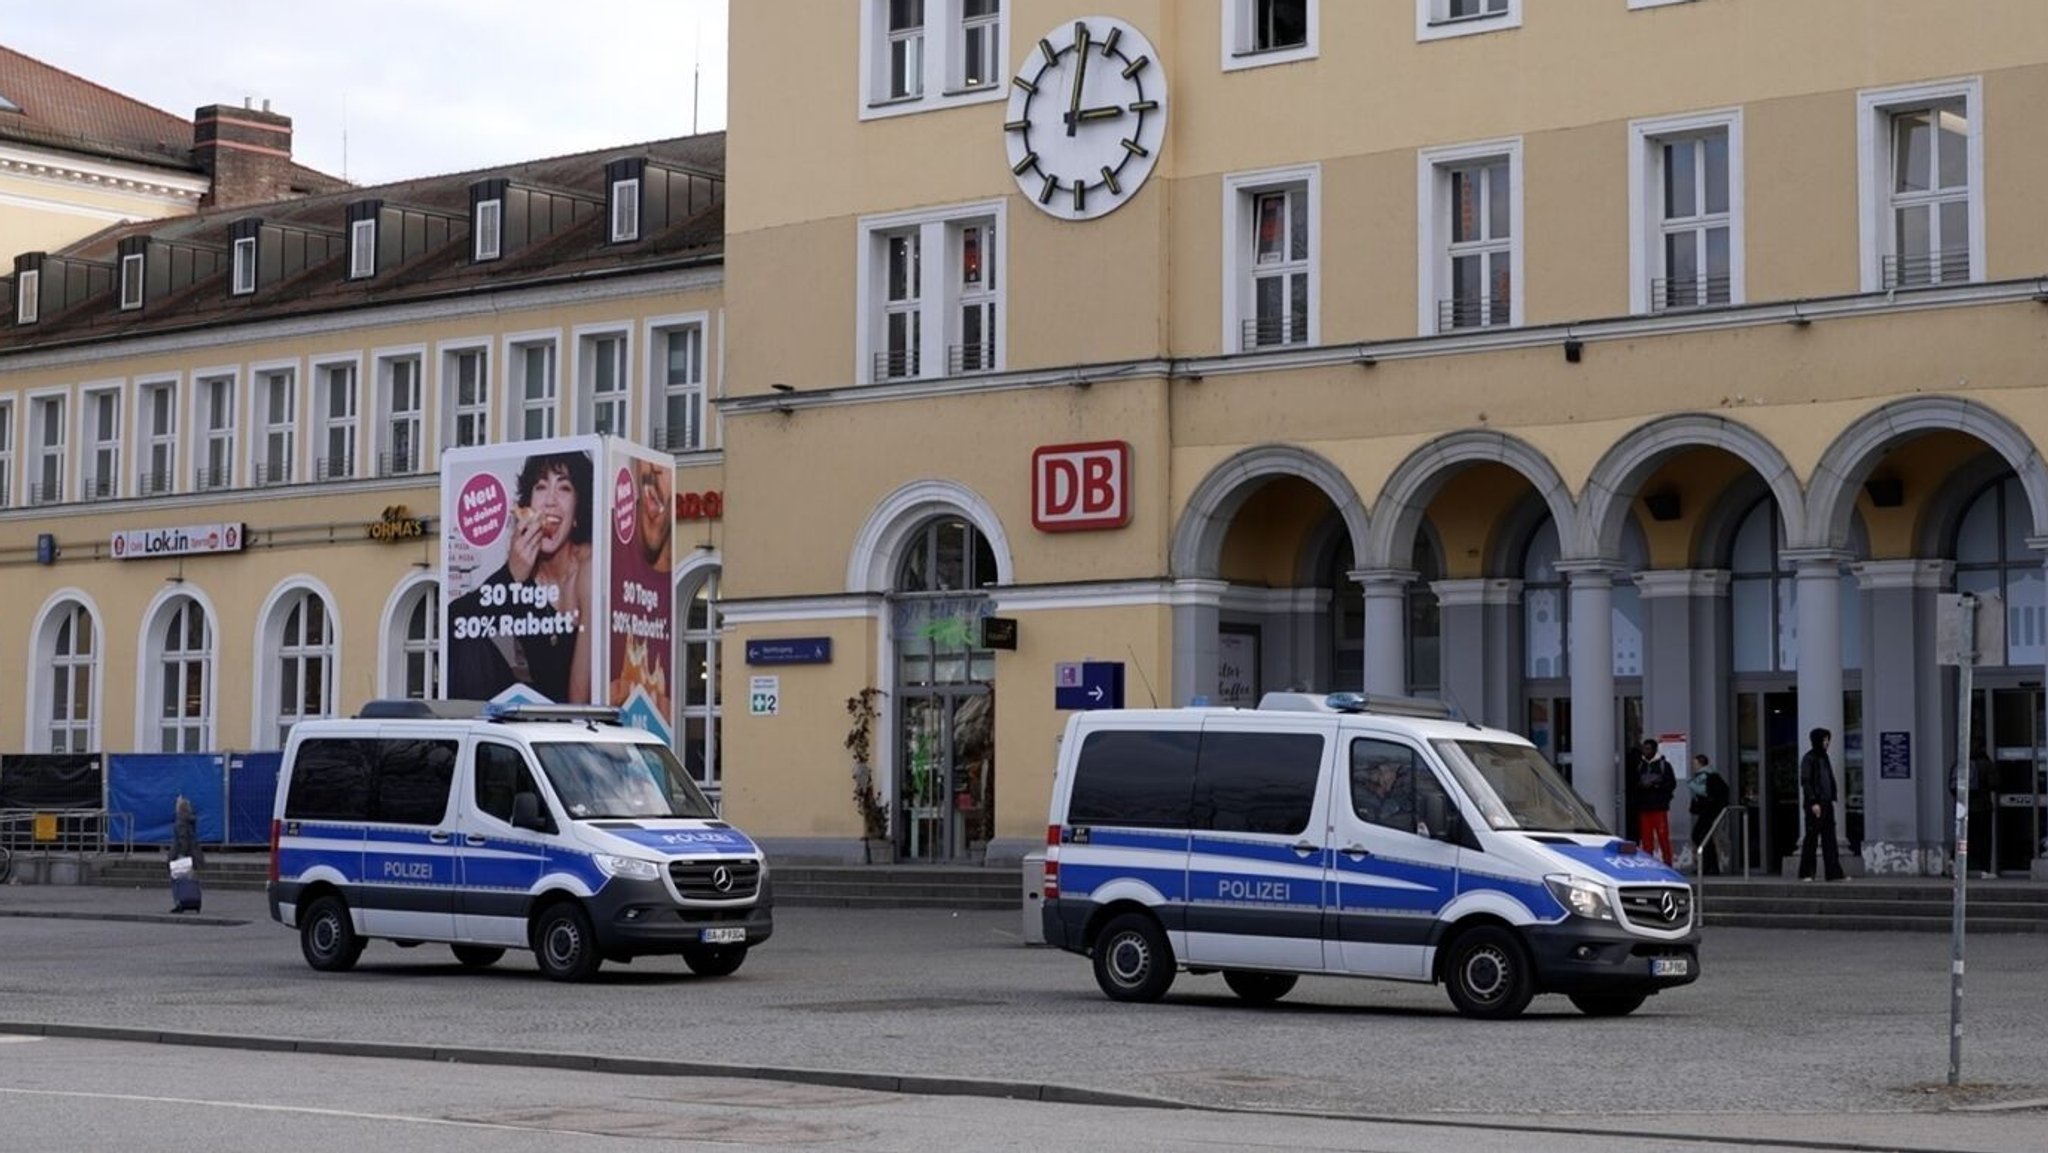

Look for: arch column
[1636,569,1732,853]
[1431,578,1522,728]
[1788,549,1851,843]
[1169,579,1228,707]
[1854,559,1952,875]
[1351,568,1414,696]
[1559,561,1623,828]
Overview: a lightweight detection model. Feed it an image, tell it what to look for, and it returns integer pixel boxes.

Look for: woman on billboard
[448,450,595,703]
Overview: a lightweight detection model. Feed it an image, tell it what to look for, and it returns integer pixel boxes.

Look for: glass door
[1734,689,1800,871]
[1974,687,2044,876]
[896,687,995,862]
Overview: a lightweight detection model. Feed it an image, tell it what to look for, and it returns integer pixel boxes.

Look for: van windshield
[532,741,718,821]
[1429,739,1606,834]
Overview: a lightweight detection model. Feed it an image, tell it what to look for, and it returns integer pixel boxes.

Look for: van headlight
[594,854,661,882]
[1544,874,1614,921]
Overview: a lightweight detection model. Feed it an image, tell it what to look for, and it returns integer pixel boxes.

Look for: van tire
[1222,970,1297,1004]
[451,945,505,969]
[1092,912,1175,1003]
[531,903,603,982]
[300,895,365,973]
[1568,990,1648,1017]
[1443,926,1535,1020]
[682,945,747,977]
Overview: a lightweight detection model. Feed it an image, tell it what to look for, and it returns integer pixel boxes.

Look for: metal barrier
[0,809,134,882]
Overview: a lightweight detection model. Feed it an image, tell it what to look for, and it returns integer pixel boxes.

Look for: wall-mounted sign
[749,675,781,716]
[1054,660,1125,711]
[1217,625,1259,705]
[35,533,57,565]
[110,522,245,560]
[675,490,724,521]
[1032,441,1130,532]
[1879,731,1912,780]
[745,637,833,666]
[367,505,429,542]
[980,616,1018,651]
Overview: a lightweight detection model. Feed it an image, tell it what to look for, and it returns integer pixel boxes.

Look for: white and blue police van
[268,700,771,982]
[1040,692,1698,1018]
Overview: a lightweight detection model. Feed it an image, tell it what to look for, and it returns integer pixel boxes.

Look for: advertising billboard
[603,439,676,742]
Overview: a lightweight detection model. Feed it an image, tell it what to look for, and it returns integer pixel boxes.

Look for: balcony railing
[652,423,701,453]
[252,461,293,487]
[1437,293,1512,333]
[79,476,118,502]
[194,464,234,491]
[376,447,419,478]
[1652,275,1733,312]
[1240,316,1309,351]
[29,479,63,506]
[0,475,10,507]
[1883,251,1971,290]
[138,468,175,497]
[947,342,998,375]
[873,349,920,381]
[316,456,356,481]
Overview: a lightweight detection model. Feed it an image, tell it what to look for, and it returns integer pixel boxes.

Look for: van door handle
[464,835,488,847]
[1342,843,1371,858]
[1291,841,1319,857]
[428,831,451,845]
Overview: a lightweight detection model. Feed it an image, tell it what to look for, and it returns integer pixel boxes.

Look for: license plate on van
[1652,958,1689,977]
[700,927,746,944]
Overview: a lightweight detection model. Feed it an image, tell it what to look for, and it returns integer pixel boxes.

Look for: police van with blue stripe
[268,700,771,981]
[1041,693,1697,1018]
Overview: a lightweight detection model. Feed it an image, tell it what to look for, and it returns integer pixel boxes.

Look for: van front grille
[1617,885,1692,930]
[668,859,760,900]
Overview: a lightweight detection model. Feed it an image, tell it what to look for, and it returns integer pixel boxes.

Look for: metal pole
[1949,593,1976,1088]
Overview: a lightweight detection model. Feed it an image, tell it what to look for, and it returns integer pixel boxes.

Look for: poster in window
[1217,626,1260,706]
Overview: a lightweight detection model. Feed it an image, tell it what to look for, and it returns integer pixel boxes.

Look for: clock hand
[1065,24,1091,137]
[1075,105,1125,122]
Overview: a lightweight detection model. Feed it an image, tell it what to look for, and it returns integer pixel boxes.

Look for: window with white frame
[316,363,358,480]
[231,236,256,295]
[677,571,722,796]
[958,0,1000,89]
[1226,168,1318,350]
[42,601,95,752]
[474,199,503,262]
[270,590,335,748]
[0,399,13,507]
[395,583,441,700]
[197,374,235,490]
[1416,0,1519,41]
[513,340,557,440]
[1631,111,1742,313]
[1419,140,1522,334]
[1859,79,1981,291]
[860,203,1005,383]
[580,332,629,435]
[120,253,144,310]
[140,380,176,495]
[378,356,422,476]
[255,368,296,486]
[153,596,212,752]
[609,179,641,243]
[656,324,705,452]
[1224,0,1317,69]
[15,269,38,323]
[862,0,1007,118]
[884,0,924,100]
[350,218,376,279]
[83,387,120,500]
[31,394,64,504]
[446,347,490,448]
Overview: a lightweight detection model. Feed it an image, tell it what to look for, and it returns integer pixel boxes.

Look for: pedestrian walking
[169,794,203,914]
[1688,754,1731,875]
[1798,728,1847,882]
[1636,739,1677,866]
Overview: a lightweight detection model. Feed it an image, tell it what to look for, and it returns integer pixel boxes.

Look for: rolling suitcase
[169,857,202,914]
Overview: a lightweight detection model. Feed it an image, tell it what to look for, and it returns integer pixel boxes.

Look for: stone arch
[847,479,1014,594]
[1171,444,1368,579]
[1363,430,1573,571]
[1578,413,1804,559]
[1808,396,2048,554]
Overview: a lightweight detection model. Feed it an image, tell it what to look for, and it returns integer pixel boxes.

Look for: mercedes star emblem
[712,865,734,892]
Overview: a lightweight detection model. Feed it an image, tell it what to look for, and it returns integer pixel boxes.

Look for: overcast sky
[4,0,729,185]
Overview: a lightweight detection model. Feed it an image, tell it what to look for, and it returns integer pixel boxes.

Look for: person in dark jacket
[1635,738,1677,866]
[1688,754,1732,875]
[1798,727,1847,882]
[169,794,204,914]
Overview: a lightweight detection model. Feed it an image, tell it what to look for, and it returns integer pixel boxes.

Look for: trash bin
[1021,850,1046,946]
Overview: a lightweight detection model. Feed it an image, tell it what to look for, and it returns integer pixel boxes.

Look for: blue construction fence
[0,751,282,850]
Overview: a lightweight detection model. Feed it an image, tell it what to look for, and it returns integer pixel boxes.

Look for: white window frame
[193,367,237,491]
[30,594,101,754]
[119,252,144,310]
[80,382,123,501]
[379,575,442,701]
[231,236,257,295]
[474,198,503,261]
[1223,164,1321,351]
[0,396,14,508]
[504,331,560,442]
[137,376,178,496]
[251,360,299,487]
[856,198,1007,384]
[140,590,216,754]
[1416,0,1519,42]
[373,347,425,476]
[255,581,340,749]
[15,269,38,323]
[676,565,723,799]
[1629,108,1745,315]
[955,0,1002,91]
[1417,137,1524,335]
[1222,0,1319,71]
[1857,77,1984,293]
[350,218,376,279]
[29,388,66,505]
[439,340,491,450]
[859,0,1008,121]
[574,325,632,436]
[609,178,641,243]
[647,313,710,453]
[313,359,361,481]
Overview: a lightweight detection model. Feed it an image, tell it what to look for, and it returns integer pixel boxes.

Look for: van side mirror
[511,791,548,832]
[1418,789,1469,846]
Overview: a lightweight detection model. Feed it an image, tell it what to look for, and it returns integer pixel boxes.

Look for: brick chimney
[193,100,295,210]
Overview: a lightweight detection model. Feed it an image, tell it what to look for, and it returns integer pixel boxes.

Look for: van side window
[285,739,375,821]
[1193,731,1323,836]
[376,739,458,825]
[1068,729,1200,828]
[1350,738,1455,840]
[475,742,540,824]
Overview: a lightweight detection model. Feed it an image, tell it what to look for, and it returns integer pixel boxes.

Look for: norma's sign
[367,505,428,542]
[675,490,723,521]
[1032,441,1130,532]
[110,522,245,560]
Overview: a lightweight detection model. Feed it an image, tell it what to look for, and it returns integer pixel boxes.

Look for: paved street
[2,882,2045,1150]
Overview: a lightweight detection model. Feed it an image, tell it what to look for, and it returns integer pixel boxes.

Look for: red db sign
[1032,441,1130,532]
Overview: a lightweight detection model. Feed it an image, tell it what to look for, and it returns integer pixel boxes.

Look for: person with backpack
[1687,754,1732,875]
[1635,738,1677,866]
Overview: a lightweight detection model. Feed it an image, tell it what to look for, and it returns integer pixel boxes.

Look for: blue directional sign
[745,637,833,666]
[1054,661,1125,711]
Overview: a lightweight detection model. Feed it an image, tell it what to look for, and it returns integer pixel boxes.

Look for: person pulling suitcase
[169,794,203,914]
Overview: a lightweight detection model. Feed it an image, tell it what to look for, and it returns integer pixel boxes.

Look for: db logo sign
[1032,441,1130,532]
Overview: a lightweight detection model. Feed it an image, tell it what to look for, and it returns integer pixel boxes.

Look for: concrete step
[1704,911,2048,933]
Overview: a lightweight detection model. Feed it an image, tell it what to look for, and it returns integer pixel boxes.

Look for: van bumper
[1523,920,1700,994]
[588,875,775,958]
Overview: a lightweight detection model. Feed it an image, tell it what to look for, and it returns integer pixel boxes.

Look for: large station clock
[1004,17,1168,222]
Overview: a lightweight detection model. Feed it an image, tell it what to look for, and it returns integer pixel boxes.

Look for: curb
[0,910,249,927]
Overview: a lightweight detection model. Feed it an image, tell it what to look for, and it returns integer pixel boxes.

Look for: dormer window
[349,218,376,279]
[15,269,37,324]
[609,178,641,243]
[231,236,256,295]
[120,253,144,310]
[474,199,503,261]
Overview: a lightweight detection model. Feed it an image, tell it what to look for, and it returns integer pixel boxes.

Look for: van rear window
[1192,731,1323,836]
[285,738,457,825]
[1067,729,1200,829]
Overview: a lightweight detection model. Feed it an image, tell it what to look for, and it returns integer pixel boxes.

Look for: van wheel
[531,904,603,982]
[1568,991,1648,1017]
[300,895,365,973]
[1443,926,1535,1020]
[1092,913,1175,1003]
[451,945,505,969]
[1222,970,1297,1004]
[682,945,747,977]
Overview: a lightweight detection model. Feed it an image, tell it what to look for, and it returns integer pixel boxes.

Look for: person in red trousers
[1635,738,1677,866]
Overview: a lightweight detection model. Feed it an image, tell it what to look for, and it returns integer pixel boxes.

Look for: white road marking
[0,1036,45,1044]
[0,1086,532,1133]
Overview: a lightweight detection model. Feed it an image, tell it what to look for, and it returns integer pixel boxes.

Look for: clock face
[1004,17,1168,222]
